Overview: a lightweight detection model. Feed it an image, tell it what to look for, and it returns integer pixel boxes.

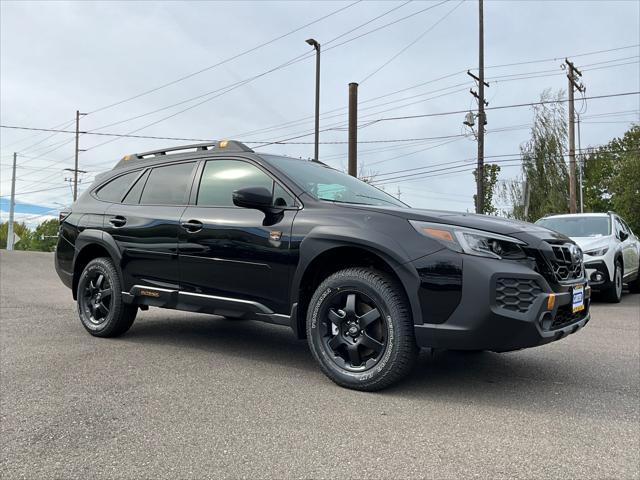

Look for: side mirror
[232,187,275,214]
[619,230,629,241]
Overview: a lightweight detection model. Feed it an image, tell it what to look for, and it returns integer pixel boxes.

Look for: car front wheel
[604,260,623,303]
[306,267,418,391]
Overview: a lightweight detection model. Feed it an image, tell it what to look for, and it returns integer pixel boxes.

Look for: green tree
[473,163,501,215]
[31,219,60,252]
[504,89,568,222]
[0,221,33,250]
[583,124,639,232]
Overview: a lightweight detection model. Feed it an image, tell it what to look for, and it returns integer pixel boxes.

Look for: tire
[629,271,640,294]
[604,260,623,303]
[76,257,137,337]
[306,267,418,391]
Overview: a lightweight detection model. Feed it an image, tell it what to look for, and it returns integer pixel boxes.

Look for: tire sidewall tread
[77,257,136,337]
[306,267,417,391]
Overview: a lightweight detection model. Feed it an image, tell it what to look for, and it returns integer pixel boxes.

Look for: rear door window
[95,171,139,203]
[140,162,196,205]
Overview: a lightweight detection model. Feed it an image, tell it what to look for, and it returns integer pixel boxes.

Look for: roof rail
[114,140,253,168]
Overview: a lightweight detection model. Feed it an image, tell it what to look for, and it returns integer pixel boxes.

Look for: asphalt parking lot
[1,250,639,479]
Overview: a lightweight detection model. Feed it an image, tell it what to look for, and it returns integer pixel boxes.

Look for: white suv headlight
[584,247,608,256]
[409,220,527,260]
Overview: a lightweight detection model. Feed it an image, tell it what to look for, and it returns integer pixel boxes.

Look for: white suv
[536,212,640,302]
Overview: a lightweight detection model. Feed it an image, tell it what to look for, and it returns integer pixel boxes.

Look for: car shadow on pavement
[115,311,628,419]
[121,312,319,374]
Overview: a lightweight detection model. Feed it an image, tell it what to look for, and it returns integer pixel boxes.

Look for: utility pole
[7,152,17,251]
[565,58,585,213]
[523,180,531,221]
[348,82,358,177]
[306,39,321,162]
[577,112,584,213]
[72,109,87,202]
[467,0,488,214]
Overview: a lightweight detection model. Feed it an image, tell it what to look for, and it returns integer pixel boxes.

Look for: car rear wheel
[306,267,417,391]
[604,260,623,303]
[77,257,137,337]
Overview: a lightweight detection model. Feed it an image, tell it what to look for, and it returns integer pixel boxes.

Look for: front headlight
[409,220,527,259]
[584,247,608,257]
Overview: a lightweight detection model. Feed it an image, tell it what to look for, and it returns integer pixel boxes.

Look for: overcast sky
[1,0,638,223]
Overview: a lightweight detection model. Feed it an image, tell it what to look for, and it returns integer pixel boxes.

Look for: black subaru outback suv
[56,140,591,391]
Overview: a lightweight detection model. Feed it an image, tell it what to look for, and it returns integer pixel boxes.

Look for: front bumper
[411,253,590,352]
[584,259,611,290]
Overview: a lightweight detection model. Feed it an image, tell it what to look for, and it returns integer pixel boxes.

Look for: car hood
[569,236,611,251]
[342,204,572,243]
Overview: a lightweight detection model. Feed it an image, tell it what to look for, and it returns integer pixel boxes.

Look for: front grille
[550,245,583,281]
[527,241,584,285]
[495,277,542,313]
[550,302,589,330]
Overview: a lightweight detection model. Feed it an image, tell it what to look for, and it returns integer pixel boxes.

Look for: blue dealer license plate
[572,284,585,313]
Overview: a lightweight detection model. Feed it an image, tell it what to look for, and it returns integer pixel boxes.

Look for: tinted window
[96,171,139,202]
[197,160,279,207]
[140,162,196,205]
[123,170,149,205]
[273,183,294,207]
[536,216,611,237]
[621,219,634,236]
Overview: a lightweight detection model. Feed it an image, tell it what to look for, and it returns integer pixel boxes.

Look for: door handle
[181,219,203,233]
[109,215,127,227]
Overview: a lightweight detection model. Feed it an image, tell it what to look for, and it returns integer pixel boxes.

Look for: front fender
[290,226,423,324]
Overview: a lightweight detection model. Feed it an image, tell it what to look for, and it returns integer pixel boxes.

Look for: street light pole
[306,38,321,162]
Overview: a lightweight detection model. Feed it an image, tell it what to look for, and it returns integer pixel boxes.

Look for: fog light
[591,272,604,282]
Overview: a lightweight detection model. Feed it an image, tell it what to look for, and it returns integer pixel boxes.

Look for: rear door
[618,217,639,277]
[104,161,197,291]
[614,216,637,278]
[178,158,298,314]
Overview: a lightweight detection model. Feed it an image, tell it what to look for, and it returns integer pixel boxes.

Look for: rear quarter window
[95,171,139,203]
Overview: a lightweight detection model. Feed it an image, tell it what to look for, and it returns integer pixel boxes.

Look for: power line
[361,91,640,125]
[359,0,463,84]
[3,1,364,157]
[79,1,428,142]
[229,44,640,139]
[4,91,638,155]
[371,147,640,186]
[0,125,217,142]
[85,1,363,115]
[479,44,639,70]
[0,185,71,198]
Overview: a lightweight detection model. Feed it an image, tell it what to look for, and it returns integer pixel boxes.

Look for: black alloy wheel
[80,272,113,326]
[322,290,388,372]
[76,257,137,337]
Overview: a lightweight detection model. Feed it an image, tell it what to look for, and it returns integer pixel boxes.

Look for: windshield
[263,155,408,208]
[536,216,611,237]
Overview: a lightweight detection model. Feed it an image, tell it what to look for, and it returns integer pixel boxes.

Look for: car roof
[541,213,611,219]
